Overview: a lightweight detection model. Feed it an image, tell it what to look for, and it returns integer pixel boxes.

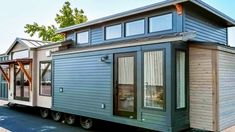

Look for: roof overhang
[0,58,32,65]
[5,38,57,55]
[52,32,196,56]
[56,0,235,34]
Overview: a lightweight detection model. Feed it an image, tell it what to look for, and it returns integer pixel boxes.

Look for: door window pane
[14,64,30,99]
[40,62,51,96]
[149,13,172,33]
[176,51,186,109]
[125,19,145,37]
[118,57,134,112]
[77,31,89,44]
[23,65,30,98]
[15,65,22,97]
[105,24,122,40]
[144,51,164,109]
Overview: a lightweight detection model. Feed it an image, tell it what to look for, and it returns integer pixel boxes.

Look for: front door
[114,52,137,119]
[14,64,30,101]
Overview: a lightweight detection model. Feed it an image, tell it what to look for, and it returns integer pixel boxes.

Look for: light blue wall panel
[185,10,227,45]
[53,54,112,116]
[91,27,103,45]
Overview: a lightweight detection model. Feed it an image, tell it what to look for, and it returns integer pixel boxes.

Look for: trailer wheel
[64,114,76,125]
[80,117,93,130]
[7,103,16,109]
[51,111,62,122]
[40,108,50,119]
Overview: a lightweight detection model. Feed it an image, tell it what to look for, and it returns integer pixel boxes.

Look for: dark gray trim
[124,18,146,37]
[113,52,137,119]
[148,12,174,34]
[75,30,90,46]
[104,23,123,41]
[51,59,55,109]
[141,49,166,111]
[175,49,187,110]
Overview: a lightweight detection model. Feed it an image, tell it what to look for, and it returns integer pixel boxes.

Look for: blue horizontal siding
[185,11,227,44]
[141,113,166,126]
[91,28,103,45]
[53,54,112,116]
[0,55,8,100]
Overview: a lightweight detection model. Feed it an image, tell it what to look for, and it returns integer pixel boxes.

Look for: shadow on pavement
[3,104,156,132]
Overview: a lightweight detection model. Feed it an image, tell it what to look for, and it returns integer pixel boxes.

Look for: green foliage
[55,1,87,28]
[25,23,64,42]
[24,1,87,42]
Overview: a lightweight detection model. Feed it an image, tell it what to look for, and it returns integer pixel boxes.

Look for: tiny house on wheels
[1,0,235,131]
[0,38,61,117]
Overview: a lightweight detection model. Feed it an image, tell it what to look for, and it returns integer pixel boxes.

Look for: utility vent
[46,50,51,57]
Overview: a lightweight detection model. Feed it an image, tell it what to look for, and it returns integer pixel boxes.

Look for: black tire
[7,103,16,109]
[80,117,94,130]
[64,114,76,125]
[51,111,62,122]
[40,108,50,119]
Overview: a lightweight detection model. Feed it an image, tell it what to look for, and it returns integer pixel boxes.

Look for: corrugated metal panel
[185,11,227,44]
[91,28,103,45]
[218,51,235,131]
[20,39,52,48]
[53,54,112,116]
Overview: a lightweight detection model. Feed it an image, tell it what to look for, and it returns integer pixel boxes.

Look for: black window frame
[39,61,52,97]
[76,30,90,45]
[142,49,166,111]
[105,23,122,40]
[148,13,173,34]
[124,19,146,37]
[175,49,187,110]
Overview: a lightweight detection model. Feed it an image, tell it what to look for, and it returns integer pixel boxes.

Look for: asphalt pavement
[0,101,151,132]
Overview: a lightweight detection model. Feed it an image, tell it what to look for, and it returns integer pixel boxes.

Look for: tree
[24,1,87,42]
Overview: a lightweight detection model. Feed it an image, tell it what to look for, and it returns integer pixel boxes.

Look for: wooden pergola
[0,59,33,90]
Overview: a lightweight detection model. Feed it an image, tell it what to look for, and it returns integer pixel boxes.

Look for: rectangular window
[40,62,51,96]
[77,31,89,44]
[12,50,29,60]
[144,50,164,109]
[149,13,173,33]
[176,51,186,109]
[125,19,145,37]
[105,24,122,40]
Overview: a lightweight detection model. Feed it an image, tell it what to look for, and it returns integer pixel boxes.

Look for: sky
[0,0,234,54]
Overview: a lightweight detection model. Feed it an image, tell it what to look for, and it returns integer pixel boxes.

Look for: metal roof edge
[190,0,235,26]
[5,38,55,55]
[5,38,28,55]
[56,0,235,33]
[56,0,188,33]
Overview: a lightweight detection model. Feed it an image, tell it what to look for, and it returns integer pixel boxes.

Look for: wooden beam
[16,68,21,76]
[0,66,10,85]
